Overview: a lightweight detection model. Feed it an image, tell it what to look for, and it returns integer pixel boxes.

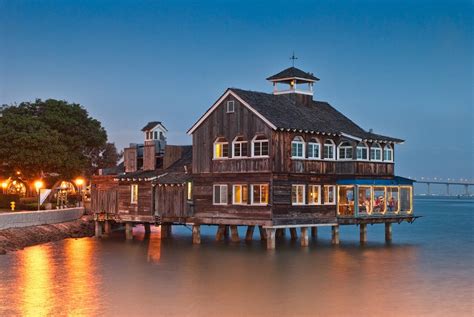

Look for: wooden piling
[385,222,392,242]
[290,228,298,240]
[360,223,367,244]
[94,221,102,238]
[103,221,111,236]
[311,227,318,238]
[266,228,276,250]
[161,224,172,239]
[224,225,230,239]
[125,222,133,240]
[245,225,255,241]
[258,226,267,240]
[192,224,201,244]
[230,225,240,242]
[215,225,226,241]
[144,223,151,234]
[301,227,309,247]
[331,225,340,245]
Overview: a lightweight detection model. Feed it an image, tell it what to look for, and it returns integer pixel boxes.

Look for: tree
[0,99,108,178]
[97,143,123,170]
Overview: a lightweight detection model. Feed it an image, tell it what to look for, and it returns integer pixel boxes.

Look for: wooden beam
[311,227,318,238]
[266,228,276,250]
[192,224,201,244]
[104,221,111,236]
[290,228,298,240]
[263,223,337,229]
[331,225,340,245]
[144,223,151,235]
[224,225,230,239]
[258,226,267,240]
[215,225,226,241]
[385,222,392,242]
[94,221,102,238]
[301,227,309,247]
[360,223,367,244]
[245,226,255,241]
[125,222,133,240]
[230,225,240,242]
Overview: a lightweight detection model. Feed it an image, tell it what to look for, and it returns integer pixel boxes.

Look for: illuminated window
[323,185,336,204]
[252,135,269,157]
[384,144,393,162]
[323,140,335,160]
[308,185,321,205]
[358,186,372,214]
[214,137,229,159]
[232,136,248,158]
[370,143,382,161]
[187,181,192,201]
[213,184,228,205]
[226,100,235,113]
[338,141,353,160]
[291,136,305,159]
[356,142,369,160]
[337,186,355,216]
[131,184,138,204]
[372,187,386,213]
[387,187,399,212]
[233,184,248,204]
[400,187,412,213]
[308,139,320,159]
[251,184,269,205]
[291,184,305,205]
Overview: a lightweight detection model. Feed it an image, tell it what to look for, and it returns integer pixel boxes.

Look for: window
[384,145,393,162]
[154,131,158,139]
[226,100,235,113]
[291,136,305,159]
[356,142,369,160]
[187,181,192,201]
[213,184,228,205]
[323,140,335,160]
[387,187,399,213]
[232,136,248,158]
[338,142,353,160]
[146,131,151,140]
[400,187,412,213]
[358,186,372,214]
[308,140,320,159]
[233,185,248,204]
[323,185,336,204]
[338,186,355,216]
[370,143,382,161]
[291,184,306,205]
[252,135,269,157]
[251,184,269,205]
[214,137,229,159]
[372,187,386,213]
[308,185,321,205]
[131,184,138,204]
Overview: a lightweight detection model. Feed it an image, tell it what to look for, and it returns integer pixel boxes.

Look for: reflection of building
[91,65,415,249]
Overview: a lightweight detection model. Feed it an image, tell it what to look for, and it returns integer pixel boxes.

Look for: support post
[224,225,230,239]
[125,222,133,240]
[464,184,469,196]
[161,224,172,239]
[266,228,275,250]
[103,220,111,236]
[192,224,201,244]
[360,223,367,244]
[446,184,450,196]
[215,225,226,241]
[230,225,240,242]
[275,228,283,238]
[300,227,309,247]
[331,225,340,245]
[245,226,255,241]
[94,221,102,238]
[311,227,318,238]
[385,222,392,242]
[258,226,267,240]
[290,228,298,240]
[144,223,151,234]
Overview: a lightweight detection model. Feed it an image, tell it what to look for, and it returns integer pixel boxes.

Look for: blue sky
[0,0,472,181]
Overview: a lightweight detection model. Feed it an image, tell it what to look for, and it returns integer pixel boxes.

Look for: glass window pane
[387,187,399,212]
[373,187,386,213]
[358,186,372,213]
[400,187,411,212]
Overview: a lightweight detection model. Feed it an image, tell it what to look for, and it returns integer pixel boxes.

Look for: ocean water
[0,198,472,317]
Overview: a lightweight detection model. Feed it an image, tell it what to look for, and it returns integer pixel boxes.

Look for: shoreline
[0,216,94,254]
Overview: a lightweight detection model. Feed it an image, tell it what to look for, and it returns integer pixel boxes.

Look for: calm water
[0,198,473,317]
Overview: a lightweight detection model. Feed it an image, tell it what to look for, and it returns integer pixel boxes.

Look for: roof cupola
[266,66,319,97]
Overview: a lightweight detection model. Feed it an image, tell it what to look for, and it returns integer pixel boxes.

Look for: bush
[0,194,20,209]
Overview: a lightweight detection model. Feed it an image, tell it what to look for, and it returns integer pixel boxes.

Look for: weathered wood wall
[117,181,153,215]
[124,147,137,173]
[163,145,184,169]
[90,176,118,214]
[155,185,191,218]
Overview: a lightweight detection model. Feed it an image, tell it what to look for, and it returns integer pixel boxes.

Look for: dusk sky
[1,0,472,182]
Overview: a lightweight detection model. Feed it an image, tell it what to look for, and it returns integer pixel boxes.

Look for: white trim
[213,184,228,205]
[370,143,383,162]
[273,89,313,96]
[251,135,269,157]
[226,100,235,113]
[337,141,353,160]
[231,136,248,158]
[188,90,277,135]
[356,142,369,161]
[291,136,305,159]
[213,138,229,159]
[383,144,394,162]
[308,185,321,205]
[268,76,317,83]
[291,184,306,205]
[250,184,269,206]
[307,141,321,160]
[232,184,248,205]
[323,139,336,160]
[323,185,336,205]
[340,132,362,142]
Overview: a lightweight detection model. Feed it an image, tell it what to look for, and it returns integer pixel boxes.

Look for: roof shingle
[266,67,319,81]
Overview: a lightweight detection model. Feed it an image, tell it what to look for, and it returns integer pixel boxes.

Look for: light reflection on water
[0,198,472,316]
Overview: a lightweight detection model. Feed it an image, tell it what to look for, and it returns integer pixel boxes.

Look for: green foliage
[0,99,107,178]
[98,143,122,170]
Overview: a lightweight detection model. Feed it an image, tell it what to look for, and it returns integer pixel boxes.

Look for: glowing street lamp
[1,180,7,194]
[74,178,85,206]
[34,180,44,211]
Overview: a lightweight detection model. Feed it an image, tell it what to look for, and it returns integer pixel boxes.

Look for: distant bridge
[412,178,473,196]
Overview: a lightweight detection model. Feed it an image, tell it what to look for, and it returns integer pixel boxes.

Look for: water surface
[0,198,473,316]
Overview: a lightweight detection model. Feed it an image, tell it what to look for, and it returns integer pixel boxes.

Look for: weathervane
[290,51,298,67]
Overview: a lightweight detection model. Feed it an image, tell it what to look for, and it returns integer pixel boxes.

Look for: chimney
[124,146,138,173]
[143,142,156,171]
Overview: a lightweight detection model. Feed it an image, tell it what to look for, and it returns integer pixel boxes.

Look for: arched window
[338,141,353,160]
[370,143,382,161]
[291,136,305,159]
[213,137,229,159]
[232,136,248,158]
[384,144,393,162]
[307,138,321,160]
[251,135,269,157]
[323,139,335,160]
[356,142,369,160]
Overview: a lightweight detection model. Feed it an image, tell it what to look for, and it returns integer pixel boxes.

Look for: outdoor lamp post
[34,180,44,211]
[1,181,7,194]
[74,178,85,207]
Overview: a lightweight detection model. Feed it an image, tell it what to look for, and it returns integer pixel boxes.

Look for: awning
[337,176,414,186]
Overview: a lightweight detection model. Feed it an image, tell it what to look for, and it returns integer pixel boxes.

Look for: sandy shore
[0,216,94,254]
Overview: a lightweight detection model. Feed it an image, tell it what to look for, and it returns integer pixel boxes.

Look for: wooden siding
[155,185,191,218]
[163,145,185,169]
[124,147,137,173]
[192,94,273,174]
[90,175,118,214]
[117,181,153,215]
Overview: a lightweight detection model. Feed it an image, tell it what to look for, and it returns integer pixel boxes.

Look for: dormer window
[356,142,369,160]
[308,139,320,159]
[232,136,248,158]
[252,135,269,157]
[338,142,353,160]
[384,144,393,162]
[214,137,229,159]
[323,140,335,160]
[226,100,235,113]
[370,143,382,161]
[291,136,305,159]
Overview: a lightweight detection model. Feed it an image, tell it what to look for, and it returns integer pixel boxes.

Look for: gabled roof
[141,121,167,132]
[266,67,319,82]
[188,88,403,143]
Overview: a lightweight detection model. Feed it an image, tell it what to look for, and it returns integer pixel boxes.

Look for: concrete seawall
[0,208,84,230]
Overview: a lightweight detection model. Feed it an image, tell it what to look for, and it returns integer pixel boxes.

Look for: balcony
[290,160,394,177]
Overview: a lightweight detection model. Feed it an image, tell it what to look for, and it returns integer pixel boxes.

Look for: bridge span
[413,178,473,196]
